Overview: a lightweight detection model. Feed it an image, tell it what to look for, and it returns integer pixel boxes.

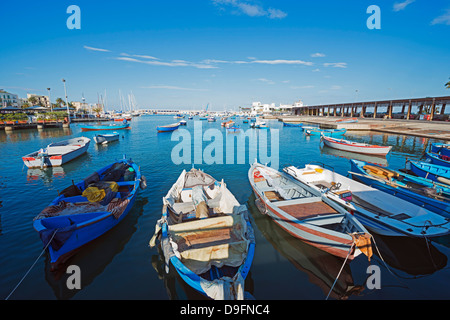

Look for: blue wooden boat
[407,160,450,184]
[350,159,450,218]
[283,122,303,127]
[33,157,146,270]
[157,123,180,132]
[150,168,255,300]
[305,128,346,137]
[424,152,450,167]
[81,123,130,131]
[227,125,241,132]
[430,143,450,157]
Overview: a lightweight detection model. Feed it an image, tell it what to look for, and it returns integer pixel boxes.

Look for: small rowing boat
[94,132,119,145]
[157,123,180,132]
[284,163,450,238]
[249,161,371,260]
[424,152,450,168]
[305,128,346,137]
[80,123,130,131]
[22,137,90,168]
[406,160,450,185]
[321,135,392,156]
[149,168,255,300]
[33,157,146,270]
[350,159,450,218]
[430,143,450,157]
[283,122,303,127]
[336,117,358,123]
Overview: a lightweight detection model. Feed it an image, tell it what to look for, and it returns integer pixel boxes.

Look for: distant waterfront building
[0,89,19,107]
[27,93,50,107]
[72,101,90,112]
[251,100,303,115]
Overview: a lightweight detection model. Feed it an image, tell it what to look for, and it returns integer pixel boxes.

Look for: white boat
[93,132,120,145]
[22,137,90,168]
[251,121,268,129]
[321,135,392,156]
[179,120,187,125]
[149,168,255,300]
[249,162,372,260]
[283,164,450,238]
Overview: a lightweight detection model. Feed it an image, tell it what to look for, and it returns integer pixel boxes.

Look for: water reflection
[44,196,147,299]
[26,167,66,184]
[371,233,447,276]
[1,128,73,144]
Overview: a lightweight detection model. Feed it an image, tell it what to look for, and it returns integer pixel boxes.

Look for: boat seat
[274,196,322,207]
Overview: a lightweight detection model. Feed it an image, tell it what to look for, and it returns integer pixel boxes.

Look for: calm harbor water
[1,115,450,300]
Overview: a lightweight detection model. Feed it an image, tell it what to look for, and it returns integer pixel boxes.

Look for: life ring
[140,175,147,190]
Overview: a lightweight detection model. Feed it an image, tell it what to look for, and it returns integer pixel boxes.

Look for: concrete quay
[278,116,450,141]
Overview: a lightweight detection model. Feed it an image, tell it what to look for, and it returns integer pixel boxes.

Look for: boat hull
[408,161,450,182]
[157,124,180,132]
[81,124,130,131]
[306,129,346,137]
[22,138,90,168]
[424,152,450,167]
[33,159,142,270]
[94,134,119,144]
[322,136,391,155]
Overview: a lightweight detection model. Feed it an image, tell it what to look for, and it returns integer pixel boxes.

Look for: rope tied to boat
[5,228,59,300]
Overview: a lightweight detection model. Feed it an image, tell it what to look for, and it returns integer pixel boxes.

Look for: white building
[27,93,50,107]
[0,90,19,107]
[251,100,303,115]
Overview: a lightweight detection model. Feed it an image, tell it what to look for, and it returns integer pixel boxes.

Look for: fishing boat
[188,116,193,120]
[33,157,146,270]
[179,120,187,126]
[430,143,450,157]
[157,123,180,133]
[283,122,303,127]
[208,117,216,122]
[424,152,450,167]
[149,168,255,300]
[305,128,346,137]
[243,119,249,123]
[249,162,371,260]
[80,123,130,131]
[221,120,235,128]
[321,135,392,156]
[350,159,450,217]
[174,114,184,119]
[320,145,389,167]
[336,118,358,124]
[93,132,119,145]
[406,161,450,185]
[226,125,241,132]
[22,137,91,169]
[251,121,268,129]
[284,164,450,238]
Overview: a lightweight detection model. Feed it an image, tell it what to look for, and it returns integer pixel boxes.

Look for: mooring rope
[5,229,58,300]
[325,242,355,300]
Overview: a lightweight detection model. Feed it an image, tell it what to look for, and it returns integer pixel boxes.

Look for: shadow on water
[43,196,148,300]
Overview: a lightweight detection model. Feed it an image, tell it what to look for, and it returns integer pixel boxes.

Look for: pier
[280,96,450,141]
[292,96,450,121]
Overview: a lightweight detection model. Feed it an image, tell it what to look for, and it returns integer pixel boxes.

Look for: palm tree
[92,106,102,117]
[56,98,65,107]
[446,78,450,89]
[28,96,38,106]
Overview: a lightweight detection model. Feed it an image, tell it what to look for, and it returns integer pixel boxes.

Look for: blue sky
[1,0,449,110]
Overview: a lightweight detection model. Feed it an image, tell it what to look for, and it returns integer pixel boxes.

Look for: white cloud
[141,85,208,91]
[252,59,313,66]
[323,62,347,68]
[312,68,321,72]
[115,56,217,69]
[290,85,314,89]
[84,45,111,52]
[393,0,415,12]
[311,53,326,58]
[331,85,342,90]
[213,0,287,19]
[431,9,450,25]
[256,78,275,84]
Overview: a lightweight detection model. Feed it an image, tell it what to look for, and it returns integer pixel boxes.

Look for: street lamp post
[47,88,52,112]
[62,79,70,124]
